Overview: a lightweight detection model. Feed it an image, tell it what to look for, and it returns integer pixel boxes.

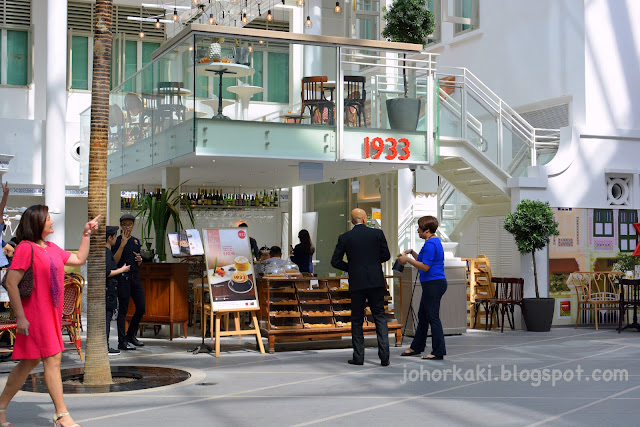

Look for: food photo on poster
[202,228,259,310]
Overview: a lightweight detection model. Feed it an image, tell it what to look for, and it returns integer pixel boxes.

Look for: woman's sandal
[400,349,421,357]
[53,412,81,427]
[0,409,12,427]
[422,354,444,360]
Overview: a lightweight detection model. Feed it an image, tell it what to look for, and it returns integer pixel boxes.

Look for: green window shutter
[7,30,28,86]
[594,209,614,237]
[619,210,638,252]
[71,35,89,90]
[111,39,120,90]
[142,42,160,68]
[252,51,263,101]
[267,52,288,103]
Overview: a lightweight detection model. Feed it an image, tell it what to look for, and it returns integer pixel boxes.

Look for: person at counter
[113,214,145,351]
[331,208,391,367]
[238,223,259,261]
[290,229,315,274]
[396,215,447,360]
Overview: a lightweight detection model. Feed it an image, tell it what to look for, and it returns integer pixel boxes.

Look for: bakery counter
[257,276,403,353]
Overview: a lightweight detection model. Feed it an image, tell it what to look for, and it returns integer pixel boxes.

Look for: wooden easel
[213,308,265,357]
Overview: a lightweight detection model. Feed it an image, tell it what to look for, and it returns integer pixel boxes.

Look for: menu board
[202,228,259,311]
[168,229,204,257]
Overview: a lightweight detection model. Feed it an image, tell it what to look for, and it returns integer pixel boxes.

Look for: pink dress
[10,241,71,359]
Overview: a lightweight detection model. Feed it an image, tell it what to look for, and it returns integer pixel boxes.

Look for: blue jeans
[410,278,447,356]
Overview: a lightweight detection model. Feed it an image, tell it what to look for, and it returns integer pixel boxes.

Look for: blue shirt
[417,237,445,282]
[0,224,8,268]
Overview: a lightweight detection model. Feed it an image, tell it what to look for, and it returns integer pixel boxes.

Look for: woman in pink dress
[0,205,99,427]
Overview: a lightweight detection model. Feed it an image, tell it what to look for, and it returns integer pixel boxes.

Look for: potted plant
[381,0,434,131]
[504,199,560,331]
[135,186,195,262]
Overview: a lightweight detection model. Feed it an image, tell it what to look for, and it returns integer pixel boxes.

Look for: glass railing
[101,27,438,179]
[439,180,472,238]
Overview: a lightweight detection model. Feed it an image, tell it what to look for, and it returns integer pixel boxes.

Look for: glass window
[71,35,89,90]
[142,42,160,68]
[619,210,638,252]
[453,0,478,34]
[123,39,138,92]
[594,209,614,237]
[267,52,288,103]
[7,30,28,86]
[252,50,263,101]
[111,38,120,90]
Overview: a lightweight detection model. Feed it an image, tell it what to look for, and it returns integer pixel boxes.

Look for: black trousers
[117,274,145,345]
[106,282,118,343]
[349,287,389,363]
[410,279,447,356]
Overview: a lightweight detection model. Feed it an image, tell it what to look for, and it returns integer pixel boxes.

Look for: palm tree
[83,0,113,385]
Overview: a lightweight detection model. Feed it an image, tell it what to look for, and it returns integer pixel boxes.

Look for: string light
[266,9,273,21]
[193,0,199,4]
[297,0,303,5]
[172,8,179,21]
[259,39,264,44]
[305,15,312,28]
[139,30,145,38]
[248,43,253,52]
[333,1,341,14]
[155,18,161,28]
[242,13,247,23]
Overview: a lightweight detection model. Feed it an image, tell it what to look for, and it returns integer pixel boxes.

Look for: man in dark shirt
[112,214,145,351]
[238,223,259,261]
[331,208,391,366]
[105,226,129,355]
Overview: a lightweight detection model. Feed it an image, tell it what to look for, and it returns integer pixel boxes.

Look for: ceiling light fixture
[297,0,303,5]
[333,1,341,14]
[172,8,179,21]
[305,15,312,28]
[209,13,214,24]
[266,9,273,21]
[155,17,161,28]
[242,12,247,23]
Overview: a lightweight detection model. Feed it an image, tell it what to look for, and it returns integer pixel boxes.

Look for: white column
[380,171,399,275]
[107,184,122,226]
[290,186,304,259]
[162,167,180,190]
[44,0,68,247]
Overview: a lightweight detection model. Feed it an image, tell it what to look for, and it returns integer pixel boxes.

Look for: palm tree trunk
[83,0,114,386]
[531,250,540,299]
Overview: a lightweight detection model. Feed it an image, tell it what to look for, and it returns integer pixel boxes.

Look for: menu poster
[167,229,204,257]
[202,228,259,311]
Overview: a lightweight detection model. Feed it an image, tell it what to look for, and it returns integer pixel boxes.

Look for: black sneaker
[127,336,145,347]
[118,342,136,351]
[108,347,121,356]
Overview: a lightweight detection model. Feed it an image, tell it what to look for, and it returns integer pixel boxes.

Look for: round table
[227,85,263,121]
[193,63,255,120]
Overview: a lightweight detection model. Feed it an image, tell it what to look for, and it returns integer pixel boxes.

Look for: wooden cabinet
[126,263,189,340]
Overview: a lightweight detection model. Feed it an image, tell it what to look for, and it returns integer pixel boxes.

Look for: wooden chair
[301,76,334,125]
[0,319,17,351]
[62,282,83,361]
[157,82,187,129]
[109,104,124,145]
[344,75,367,127]
[473,277,499,330]
[488,277,524,332]
[193,278,231,340]
[571,272,620,330]
[618,279,640,332]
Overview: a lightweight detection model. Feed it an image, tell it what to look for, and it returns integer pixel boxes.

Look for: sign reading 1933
[363,136,411,161]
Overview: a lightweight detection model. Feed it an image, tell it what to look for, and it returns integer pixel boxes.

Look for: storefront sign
[202,228,259,311]
[363,136,411,161]
[168,229,204,257]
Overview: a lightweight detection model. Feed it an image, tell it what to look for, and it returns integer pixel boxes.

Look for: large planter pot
[386,98,420,131]
[522,298,555,332]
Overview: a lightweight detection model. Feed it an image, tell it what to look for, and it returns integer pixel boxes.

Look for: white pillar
[290,186,304,258]
[162,167,180,190]
[107,184,122,226]
[44,0,68,248]
[380,171,398,275]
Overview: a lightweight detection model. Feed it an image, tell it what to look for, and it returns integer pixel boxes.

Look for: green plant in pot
[504,199,560,332]
[381,0,434,131]
[135,186,195,262]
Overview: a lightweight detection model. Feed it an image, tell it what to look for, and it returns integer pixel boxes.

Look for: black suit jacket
[331,224,391,292]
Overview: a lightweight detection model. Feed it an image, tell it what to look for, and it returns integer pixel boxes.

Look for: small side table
[227,85,263,121]
[619,279,640,332]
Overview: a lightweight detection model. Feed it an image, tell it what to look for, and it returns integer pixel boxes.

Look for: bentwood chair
[157,82,187,129]
[344,76,367,127]
[62,281,83,360]
[301,76,334,125]
[488,277,525,332]
[473,277,500,330]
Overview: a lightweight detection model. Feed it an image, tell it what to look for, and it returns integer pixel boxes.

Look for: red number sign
[363,136,411,161]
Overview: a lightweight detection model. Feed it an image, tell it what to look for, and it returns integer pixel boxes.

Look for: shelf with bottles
[184,188,281,209]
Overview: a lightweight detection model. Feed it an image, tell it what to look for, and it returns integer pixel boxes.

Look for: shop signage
[362,136,411,161]
[202,228,259,311]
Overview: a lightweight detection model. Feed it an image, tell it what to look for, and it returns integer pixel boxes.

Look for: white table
[227,85,263,121]
[195,63,255,119]
[201,98,235,117]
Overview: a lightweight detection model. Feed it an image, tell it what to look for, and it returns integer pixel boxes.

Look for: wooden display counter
[257,276,402,353]
[126,263,189,340]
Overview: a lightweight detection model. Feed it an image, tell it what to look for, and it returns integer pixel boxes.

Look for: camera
[409,165,417,172]
[330,177,337,184]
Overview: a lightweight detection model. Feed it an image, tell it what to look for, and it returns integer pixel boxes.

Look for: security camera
[409,165,417,172]
[330,177,337,184]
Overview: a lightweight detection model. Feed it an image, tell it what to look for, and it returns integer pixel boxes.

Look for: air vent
[68,1,165,39]
[519,103,569,130]
[244,18,290,32]
[1,0,31,27]
[606,174,631,206]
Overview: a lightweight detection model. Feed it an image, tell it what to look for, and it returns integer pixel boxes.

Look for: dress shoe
[347,359,364,365]
[381,360,390,366]
[127,336,145,347]
[108,347,121,356]
[422,354,444,360]
[118,342,136,351]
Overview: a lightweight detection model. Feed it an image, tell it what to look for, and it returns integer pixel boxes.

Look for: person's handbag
[392,258,405,273]
[0,242,34,298]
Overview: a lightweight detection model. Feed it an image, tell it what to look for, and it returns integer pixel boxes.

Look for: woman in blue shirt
[397,215,447,360]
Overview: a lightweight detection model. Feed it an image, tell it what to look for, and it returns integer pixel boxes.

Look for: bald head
[351,208,367,225]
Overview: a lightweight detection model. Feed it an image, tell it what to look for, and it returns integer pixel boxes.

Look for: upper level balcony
[79,25,438,188]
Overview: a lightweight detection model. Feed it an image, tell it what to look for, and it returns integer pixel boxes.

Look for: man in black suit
[331,208,391,366]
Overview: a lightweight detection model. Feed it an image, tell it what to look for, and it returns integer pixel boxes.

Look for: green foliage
[382,0,435,46]
[504,199,559,298]
[135,185,194,261]
[612,253,640,273]
[549,274,569,293]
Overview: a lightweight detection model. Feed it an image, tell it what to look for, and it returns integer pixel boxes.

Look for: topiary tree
[382,0,434,97]
[504,199,559,298]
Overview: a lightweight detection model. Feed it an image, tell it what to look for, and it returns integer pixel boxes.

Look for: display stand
[213,308,265,357]
[192,255,213,354]
[400,269,420,346]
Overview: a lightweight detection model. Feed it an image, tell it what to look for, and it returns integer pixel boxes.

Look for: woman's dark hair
[16,205,49,242]
[298,229,312,253]
[418,215,438,234]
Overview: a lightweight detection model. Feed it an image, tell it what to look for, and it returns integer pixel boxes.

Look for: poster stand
[212,307,265,357]
[192,254,213,354]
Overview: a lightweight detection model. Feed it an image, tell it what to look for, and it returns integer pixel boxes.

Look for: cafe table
[191,62,255,120]
[227,85,263,121]
[618,279,640,332]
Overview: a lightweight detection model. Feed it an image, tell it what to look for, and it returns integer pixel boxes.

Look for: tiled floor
[1,326,639,426]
